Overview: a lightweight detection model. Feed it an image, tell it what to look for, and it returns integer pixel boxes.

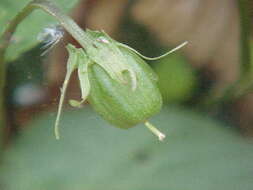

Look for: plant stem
[0,61,5,153]
[238,0,252,76]
[201,0,252,108]
[220,0,252,101]
[54,73,72,140]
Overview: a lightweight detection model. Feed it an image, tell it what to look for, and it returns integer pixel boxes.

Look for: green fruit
[55,32,165,140]
[88,46,162,129]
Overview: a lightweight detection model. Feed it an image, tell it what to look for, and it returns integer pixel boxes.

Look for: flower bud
[55,31,168,141]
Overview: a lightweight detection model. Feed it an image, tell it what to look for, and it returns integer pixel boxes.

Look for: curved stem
[30,0,93,48]
[0,0,96,142]
[0,0,95,65]
[54,73,72,140]
[118,41,188,61]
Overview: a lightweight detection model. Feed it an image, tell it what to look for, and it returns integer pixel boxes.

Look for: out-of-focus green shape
[152,53,197,103]
[1,106,253,190]
[0,0,79,61]
[251,40,253,61]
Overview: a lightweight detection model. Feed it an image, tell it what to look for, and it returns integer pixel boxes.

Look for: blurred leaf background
[2,106,253,190]
[0,0,80,61]
[0,0,253,190]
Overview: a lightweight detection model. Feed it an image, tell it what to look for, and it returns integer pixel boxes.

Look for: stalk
[201,0,252,107]
[238,0,251,76]
[145,121,166,141]
[0,59,5,153]
[0,0,100,145]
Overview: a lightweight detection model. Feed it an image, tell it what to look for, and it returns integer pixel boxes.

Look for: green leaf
[0,0,80,61]
[1,106,253,190]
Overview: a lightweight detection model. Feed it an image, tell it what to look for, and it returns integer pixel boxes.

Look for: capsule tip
[55,127,60,140]
[158,133,166,141]
[144,121,166,141]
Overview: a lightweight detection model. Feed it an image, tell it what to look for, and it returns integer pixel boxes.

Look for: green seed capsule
[87,46,162,129]
[54,30,187,141]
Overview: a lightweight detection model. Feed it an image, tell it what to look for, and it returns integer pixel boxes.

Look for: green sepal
[69,99,85,108]
[78,49,91,101]
[69,48,91,108]
[65,44,79,73]
[54,44,80,139]
[85,29,137,90]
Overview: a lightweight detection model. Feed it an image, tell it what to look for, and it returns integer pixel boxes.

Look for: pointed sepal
[85,30,137,90]
[54,44,79,139]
